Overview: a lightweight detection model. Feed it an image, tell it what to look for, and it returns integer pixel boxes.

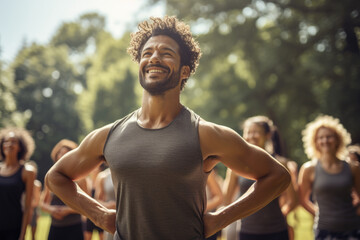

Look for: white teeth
[148,69,164,73]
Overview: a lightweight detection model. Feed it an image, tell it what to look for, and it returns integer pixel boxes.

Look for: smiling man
[45,16,291,240]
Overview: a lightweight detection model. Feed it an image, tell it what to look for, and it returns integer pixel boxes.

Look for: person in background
[84,164,106,240]
[348,144,360,164]
[298,115,360,239]
[40,139,87,240]
[347,144,360,212]
[206,169,224,240]
[0,127,36,240]
[94,165,116,240]
[224,116,298,240]
[25,160,42,240]
[45,16,291,239]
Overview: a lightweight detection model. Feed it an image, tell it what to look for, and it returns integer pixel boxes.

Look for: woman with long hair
[224,116,298,240]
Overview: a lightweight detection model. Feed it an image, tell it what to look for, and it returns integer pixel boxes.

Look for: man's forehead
[143,35,180,51]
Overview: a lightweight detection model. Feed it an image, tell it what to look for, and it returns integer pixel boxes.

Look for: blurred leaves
[1,0,359,180]
[160,0,360,163]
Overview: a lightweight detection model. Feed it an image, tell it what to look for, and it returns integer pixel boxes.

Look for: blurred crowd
[0,113,359,240]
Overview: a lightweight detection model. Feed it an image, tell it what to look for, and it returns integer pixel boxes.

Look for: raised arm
[199,120,291,237]
[45,124,116,233]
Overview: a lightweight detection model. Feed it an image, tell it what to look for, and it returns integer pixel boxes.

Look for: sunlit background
[1,1,359,239]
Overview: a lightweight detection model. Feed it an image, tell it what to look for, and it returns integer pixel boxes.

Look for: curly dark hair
[0,127,35,161]
[127,16,202,90]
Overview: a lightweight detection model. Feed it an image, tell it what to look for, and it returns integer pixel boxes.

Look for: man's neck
[138,89,182,129]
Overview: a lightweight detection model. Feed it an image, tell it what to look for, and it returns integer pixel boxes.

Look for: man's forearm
[45,170,107,225]
[216,169,290,229]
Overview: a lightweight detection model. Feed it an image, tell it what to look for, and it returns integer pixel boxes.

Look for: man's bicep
[200,120,278,180]
[54,126,111,181]
[222,142,278,181]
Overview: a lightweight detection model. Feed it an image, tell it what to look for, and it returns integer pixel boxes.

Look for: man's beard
[139,64,181,96]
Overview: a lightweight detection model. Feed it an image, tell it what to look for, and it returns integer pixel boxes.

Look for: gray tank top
[104,107,208,240]
[238,176,287,234]
[313,160,359,232]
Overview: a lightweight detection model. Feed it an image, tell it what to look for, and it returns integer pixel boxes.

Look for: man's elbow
[45,168,60,193]
[275,166,291,193]
[44,170,53,192]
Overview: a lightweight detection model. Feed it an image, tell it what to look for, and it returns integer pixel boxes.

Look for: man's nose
[149,51,161,63]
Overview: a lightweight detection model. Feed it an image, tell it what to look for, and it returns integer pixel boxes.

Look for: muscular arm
[45,125,116,233]
[298,161,316,216]
[199,120,291,237]
[20,164,36,240]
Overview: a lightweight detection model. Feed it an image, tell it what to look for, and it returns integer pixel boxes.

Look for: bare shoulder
[198,119,247,158]
[301,160,316,171]
[77,124,113,156]
[199,119,238,138]
[299,160,316,181]
[81,124,113,146]
[23,163,36,175]
[22,163,36,181]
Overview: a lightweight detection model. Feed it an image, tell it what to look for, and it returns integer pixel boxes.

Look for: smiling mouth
[145,64,169,74]
[147,69,166,74]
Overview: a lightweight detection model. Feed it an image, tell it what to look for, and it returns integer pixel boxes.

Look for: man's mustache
[144,64,170,72]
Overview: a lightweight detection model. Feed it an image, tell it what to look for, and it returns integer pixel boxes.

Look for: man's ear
[180,66,190,80]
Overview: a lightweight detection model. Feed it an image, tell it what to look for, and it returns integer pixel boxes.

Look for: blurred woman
[40,139,87,240]
[94,165,115,240]
[224,116,297,240]
[205,169,224,240]
[25,160,42,240]
[84,164,106,240]
[0,127,36,240]
[298,115,360,239]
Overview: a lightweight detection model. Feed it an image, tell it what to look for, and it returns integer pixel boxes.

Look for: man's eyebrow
[142,46,176,54]
[162,47,176,54]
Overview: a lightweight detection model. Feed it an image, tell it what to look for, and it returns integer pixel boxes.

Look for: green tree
[11,44,83,182]
[51,12,106,54]
[152,0,360,163]
[78,32,139,132]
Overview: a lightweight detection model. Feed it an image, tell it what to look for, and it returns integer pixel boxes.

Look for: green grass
[25,212,100,240]
[27,208,314,240]
[288,206,314,240]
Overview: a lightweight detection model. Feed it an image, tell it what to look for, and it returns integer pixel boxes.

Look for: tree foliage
[3,12,139,182]
[153,0,360,163]
[11,44,83,181]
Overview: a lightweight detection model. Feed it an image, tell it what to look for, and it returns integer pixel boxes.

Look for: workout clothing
[104,107,208,240]
[237,176,288,239]
[313,160,359,233]
[50,193,82,227]
[48,193,84,240]
[0,165,25,236]
[48,222,84,240]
